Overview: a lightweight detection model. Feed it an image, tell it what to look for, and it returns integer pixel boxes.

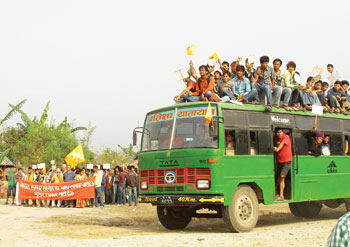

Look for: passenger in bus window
[327,81,348,114]
[225,131,235,155]
[193,125,212,147]
[250,132,257,155]
[252,56,275,112]
[305,123,324,157]
[273,128,292,201]
[321,135,331,156]
[160,127,183,149]
[344,136,349,155]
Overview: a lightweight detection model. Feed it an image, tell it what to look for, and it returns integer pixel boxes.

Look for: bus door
[273,127,294,201]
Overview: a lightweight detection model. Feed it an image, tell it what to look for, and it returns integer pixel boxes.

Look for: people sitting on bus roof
[174,74,196,103]
[301,76,322,111]
[321,135,331,156]
[232,65,254,103]
[272,59,292,111]
[314,80,330,112]
[341,80,350,111]
[251,56,276,112]
[244,58,256,82]
[305,123,324,157]
[217,71,236,100]
[327,81,349,114]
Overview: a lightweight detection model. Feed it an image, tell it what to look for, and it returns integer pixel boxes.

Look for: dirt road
[0,200,345,247]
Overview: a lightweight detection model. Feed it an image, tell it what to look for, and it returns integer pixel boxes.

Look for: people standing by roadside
[105,169,114,204]
[93,165,104,208]
[112,167,119,204]
[63,165,76,208]
[117,167,126,206]
[126,166,138,211]
[6,167,16,205]
[25,167,34,206]
[15,168,25,206]
[75,168,88,208]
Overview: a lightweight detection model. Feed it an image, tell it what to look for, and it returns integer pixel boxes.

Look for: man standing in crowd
[112,167,119,204]
[273,129,292,201]
[126,166,138,211]
[25,167,34,206]
[117,166,126,206]
[93,165,104,208]
[105,169,114,204]
[6,167,16,205]
[252,56,275,112]
[15,167,25,206]
[63,165,76,208]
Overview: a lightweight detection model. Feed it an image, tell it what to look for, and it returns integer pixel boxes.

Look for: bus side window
[294,132,308,155]
[329,134,343,155]
[250,131,257,155]
[225,130,235,155]
[235,130,249,155]
[258,131,271,154]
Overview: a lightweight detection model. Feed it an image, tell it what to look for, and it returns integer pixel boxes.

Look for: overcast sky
[0,0,349,151]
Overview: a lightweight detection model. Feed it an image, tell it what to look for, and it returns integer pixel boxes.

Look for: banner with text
[18,178,95,200]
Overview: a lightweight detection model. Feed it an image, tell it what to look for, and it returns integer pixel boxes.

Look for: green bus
[133,102,350,232]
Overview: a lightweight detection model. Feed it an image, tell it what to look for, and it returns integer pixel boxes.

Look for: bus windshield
[141,106,218,151]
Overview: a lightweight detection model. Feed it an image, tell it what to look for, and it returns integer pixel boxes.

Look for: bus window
[294,132,308,155]
[329,134,343,155]
[250,131,257,155]
[321,135,331,156]
[236,130,249,155]
[257,131,271,154]
[225,130,235,155]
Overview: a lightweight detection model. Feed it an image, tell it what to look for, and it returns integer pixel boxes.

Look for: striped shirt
[328,212,350,246]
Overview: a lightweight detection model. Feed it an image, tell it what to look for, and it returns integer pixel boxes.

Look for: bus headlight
[141,181,148,190]
[197,179,210,189]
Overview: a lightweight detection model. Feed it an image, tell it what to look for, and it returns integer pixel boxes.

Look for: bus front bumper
[138,194,224,205]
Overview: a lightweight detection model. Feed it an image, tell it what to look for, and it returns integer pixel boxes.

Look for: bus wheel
[289,201,322,218]
[223,185,259,232]
[157,206,192,230]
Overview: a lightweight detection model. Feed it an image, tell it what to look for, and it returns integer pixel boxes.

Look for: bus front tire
[157,206,192,230]
[223,185,259,232]
[288,201,322,218]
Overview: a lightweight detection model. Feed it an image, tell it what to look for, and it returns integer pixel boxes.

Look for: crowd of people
[0,164,139,210]
[174,56,349,114]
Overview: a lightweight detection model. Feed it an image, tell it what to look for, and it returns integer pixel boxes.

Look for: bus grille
[140,167,211,188]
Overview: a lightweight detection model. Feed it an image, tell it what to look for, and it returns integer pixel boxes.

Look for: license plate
[159,195,174,204]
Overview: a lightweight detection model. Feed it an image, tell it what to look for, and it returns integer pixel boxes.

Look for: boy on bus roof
[252,56,276,112]
[174,73,196,103]
[300,76,322,111]
[273,128,292,201]
[327,81,348,114]
[273,58,292,111]
[217,71,236,100]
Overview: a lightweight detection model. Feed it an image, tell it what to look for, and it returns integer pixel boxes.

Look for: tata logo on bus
[160,160,179,166]
[327,161,338,173]
[164,171,176,184]
[270,115,290,124]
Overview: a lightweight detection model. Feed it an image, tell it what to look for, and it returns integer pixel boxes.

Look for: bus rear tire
[288,201,322,218]
[223,185,259,232]
[157,206,192,230]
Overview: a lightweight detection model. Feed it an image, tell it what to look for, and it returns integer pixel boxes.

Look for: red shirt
[275,134,292,163]
[185,78,196,93]
[192,75,214,96]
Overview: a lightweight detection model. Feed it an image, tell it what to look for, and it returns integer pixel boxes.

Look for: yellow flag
[209,50,219,59]
[65,144,85,167]
[186,44,197,56]
[205,103,213,126]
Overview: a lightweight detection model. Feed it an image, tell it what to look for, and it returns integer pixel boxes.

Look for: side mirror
[133,130,137,146]
[209,121,218,137]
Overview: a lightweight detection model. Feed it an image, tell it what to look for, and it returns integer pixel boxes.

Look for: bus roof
[147,102,350,120]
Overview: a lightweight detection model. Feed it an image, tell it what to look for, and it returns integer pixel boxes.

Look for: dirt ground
[0,199,345,247]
